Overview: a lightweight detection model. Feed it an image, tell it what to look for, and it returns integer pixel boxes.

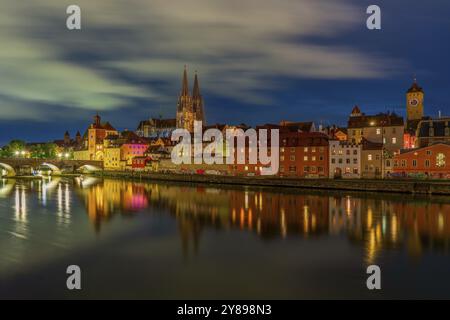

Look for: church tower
[176,66,205,132]
[406,78,424,121]
[192,72,205,124]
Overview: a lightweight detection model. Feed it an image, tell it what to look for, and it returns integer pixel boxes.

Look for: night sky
[1,0,450,145]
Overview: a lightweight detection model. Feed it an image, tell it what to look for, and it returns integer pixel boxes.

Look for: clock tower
[406,78,424,121]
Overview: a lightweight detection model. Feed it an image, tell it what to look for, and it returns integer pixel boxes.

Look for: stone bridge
[0,158,103,177]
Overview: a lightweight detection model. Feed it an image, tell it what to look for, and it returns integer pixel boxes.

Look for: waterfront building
[393,143,450,179]
[329,140,361,179]
[136,118,176,138]
[176,67,205,132]
[347,105,404,152]
[361,139,383,178]
[103,130,149,170]
[278,131,329,178]
[73,114,119,161]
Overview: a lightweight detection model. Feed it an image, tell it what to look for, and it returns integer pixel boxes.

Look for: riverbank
[91,171,450,195]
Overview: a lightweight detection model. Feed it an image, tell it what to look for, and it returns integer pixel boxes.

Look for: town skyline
[1,1,450,145]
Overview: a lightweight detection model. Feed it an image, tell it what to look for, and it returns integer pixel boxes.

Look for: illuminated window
[436,153,446,167]
[368,154,373,161]
[392,137,397,144]
[376,128,381,135]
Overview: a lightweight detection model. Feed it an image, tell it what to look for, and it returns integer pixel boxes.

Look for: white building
[329,140,362,179]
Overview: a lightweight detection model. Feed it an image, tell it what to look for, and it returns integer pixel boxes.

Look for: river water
[0,177,449,299]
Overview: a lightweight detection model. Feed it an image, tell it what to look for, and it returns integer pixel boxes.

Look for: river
[0,177,449,299]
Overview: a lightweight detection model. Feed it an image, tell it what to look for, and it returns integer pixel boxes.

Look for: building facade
[347,106,404,152]
[329,140,361,179]
[393,143,450,179]
[73,114,118,161]
[278,132,329,178]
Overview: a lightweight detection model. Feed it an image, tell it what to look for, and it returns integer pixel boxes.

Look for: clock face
[410,99,419,106]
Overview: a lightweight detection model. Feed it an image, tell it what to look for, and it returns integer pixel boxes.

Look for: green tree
[0,140,26,158]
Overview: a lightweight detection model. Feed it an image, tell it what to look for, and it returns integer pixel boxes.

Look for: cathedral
[176,66,205,132]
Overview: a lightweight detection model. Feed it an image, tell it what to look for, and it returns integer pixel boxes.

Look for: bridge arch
[77,164,102,173]
[0,163,16,177]
[39,163,62,175]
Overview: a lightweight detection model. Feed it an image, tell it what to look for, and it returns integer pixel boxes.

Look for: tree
[0,140,26,158]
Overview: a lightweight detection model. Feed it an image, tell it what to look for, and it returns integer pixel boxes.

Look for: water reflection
[0,178,449,264]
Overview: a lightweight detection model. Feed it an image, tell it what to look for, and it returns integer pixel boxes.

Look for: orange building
[279,132,329,178]
[393,143,450,179]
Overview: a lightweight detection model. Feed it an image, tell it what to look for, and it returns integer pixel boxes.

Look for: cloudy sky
[0,0,449,144]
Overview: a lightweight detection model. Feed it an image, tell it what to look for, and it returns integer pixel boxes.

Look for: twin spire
[181,65,201,99]
[177,66,205,130]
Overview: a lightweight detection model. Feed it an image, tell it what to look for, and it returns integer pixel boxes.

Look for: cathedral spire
[192,71,201,98]
[181,65,189,96]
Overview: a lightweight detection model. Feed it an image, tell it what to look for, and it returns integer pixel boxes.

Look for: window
[412,159,417,167]
[353,168,359,174]
[312,147,316,153]
[304,147,308,152]
[280,148,285,153]
[304,156,308,161]
[319,147,324,153]
[353,158,358,164]
[331,158,336,164]
[346,159,350,164]
[318,167,324,173]
[436,153,446,167]
[280,156,285,161]
[319,156,324,161]
[291,148,295,153]
[425,159,430,167]
[304,166,310,173]
[289,166,296,172]
[427,150,432,156]
[312,156,316,161]
[392,137,397,144]
[376,155,380,161]
[290,155,296,161]
[368,154,373,161]
[346,150,350,155]
[338,159,343,164]
[376,128,381,135]
[401,160,406,167]
[353,150,358,155]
